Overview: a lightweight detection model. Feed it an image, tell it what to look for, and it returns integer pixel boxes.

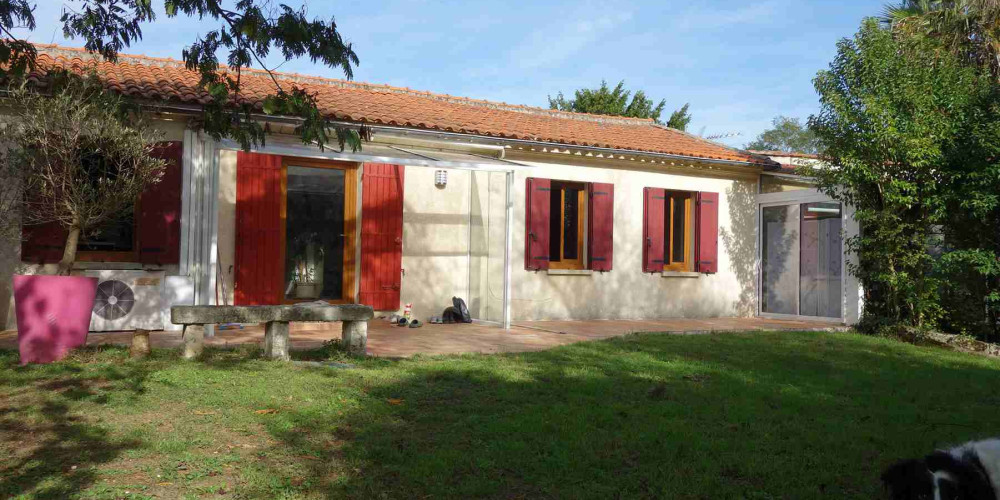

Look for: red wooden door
[359,163,404,311]
[234,151,284,305]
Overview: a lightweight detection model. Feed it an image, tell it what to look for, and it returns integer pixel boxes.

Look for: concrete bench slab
[171,303,374,360]
[171,304,374,324]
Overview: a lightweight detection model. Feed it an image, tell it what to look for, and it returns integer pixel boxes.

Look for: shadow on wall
[720,181,757,317]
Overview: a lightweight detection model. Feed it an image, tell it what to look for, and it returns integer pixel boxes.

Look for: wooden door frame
[279,157,359,304]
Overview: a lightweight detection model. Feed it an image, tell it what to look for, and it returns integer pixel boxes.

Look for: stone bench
[171,304,374,360]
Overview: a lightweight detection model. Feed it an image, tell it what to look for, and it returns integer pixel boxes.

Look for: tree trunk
[57,225,81,276]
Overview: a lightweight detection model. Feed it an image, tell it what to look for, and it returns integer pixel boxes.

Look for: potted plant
[5,77,166,364]
[289,232,325,299]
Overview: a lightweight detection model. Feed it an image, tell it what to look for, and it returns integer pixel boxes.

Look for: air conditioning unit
[82,270,165,332]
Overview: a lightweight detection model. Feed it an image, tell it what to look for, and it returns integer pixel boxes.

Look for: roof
[24,44,771,166]
[748,150,820,160]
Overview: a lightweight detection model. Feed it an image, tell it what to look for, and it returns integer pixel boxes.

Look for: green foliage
[882,0,1000,74]
[0,0,369,152]
[665,102,692,131]
[548,80,691,128]
[745,116,821,154]
[810,17,1000,341]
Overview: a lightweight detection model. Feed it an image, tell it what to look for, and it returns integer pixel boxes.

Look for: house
[0,44,861,333]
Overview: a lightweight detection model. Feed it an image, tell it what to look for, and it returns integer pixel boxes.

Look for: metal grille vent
[93,280,135,321]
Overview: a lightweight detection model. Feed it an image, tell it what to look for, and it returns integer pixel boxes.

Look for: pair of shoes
[395,317,423,328]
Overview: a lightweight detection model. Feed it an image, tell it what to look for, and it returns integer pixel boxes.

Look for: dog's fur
[882,439,1000,499]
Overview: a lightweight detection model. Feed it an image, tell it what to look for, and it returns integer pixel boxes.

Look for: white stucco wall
[206,150,762,323]
[506,158,759,321]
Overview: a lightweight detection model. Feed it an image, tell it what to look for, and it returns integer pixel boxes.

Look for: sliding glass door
[761,201,843,319]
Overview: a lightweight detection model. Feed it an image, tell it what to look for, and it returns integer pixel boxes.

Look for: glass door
[284,165,347,301]
[760,201,843,319]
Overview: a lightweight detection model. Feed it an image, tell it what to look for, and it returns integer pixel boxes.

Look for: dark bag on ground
[452,296,472,323]
[442,307,462,324]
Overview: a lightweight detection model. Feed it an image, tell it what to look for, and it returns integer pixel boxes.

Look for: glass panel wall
[762,205,800,315]
[761,201,843,319]
[284,166,346,300]
[800,202,842,318]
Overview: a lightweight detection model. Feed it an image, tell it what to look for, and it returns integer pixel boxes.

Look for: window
[524,178,614,272]
[20,141,183,265]
[548,181,587,270]
[643,188,718,274]
[78,212,135,254]
[664,191,693,271]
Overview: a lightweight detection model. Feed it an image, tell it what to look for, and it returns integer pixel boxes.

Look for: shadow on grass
[262,331,1000,499]
[0,346,153,499]
[0,344,271,498]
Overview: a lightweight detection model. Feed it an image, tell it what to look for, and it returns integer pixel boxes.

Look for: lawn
[2,331,1000,499]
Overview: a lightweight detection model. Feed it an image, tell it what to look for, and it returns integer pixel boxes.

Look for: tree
[745,116,821,154]
[666,103,692,131]
[0,0,368,152]
[5,78,167,274]
[883,0,1000,74]
[548,80,691,129]
[808,18,1000,333]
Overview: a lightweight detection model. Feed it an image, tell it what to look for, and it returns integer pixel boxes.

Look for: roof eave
[143,101,771,170]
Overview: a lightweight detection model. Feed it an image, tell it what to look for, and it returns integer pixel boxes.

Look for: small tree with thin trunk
[5,77,166,275]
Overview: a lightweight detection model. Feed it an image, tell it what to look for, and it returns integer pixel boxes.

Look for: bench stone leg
[342,320,367,356]
[264,321,291,361]
[183,324,205,360]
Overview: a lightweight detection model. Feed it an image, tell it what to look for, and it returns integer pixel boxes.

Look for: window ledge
[547,269,594,276]
[661,271,700,278]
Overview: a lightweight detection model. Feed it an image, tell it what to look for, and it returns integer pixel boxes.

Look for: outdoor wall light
[435,169,448,188]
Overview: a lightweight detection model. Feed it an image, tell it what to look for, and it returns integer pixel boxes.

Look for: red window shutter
[587,182,614,272]
[21,221,68,263]
[696,191,719,274]
[137,141,183,265]
[360,163,405,311]
[642,187,666,273]
[525,177,551,271]
[234,151,284,305]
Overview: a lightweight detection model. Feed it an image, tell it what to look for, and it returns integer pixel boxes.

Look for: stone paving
[0,316,846,358]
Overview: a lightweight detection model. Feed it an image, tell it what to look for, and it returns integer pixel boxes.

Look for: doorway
[280,158,358,304]
[759,196,844,321]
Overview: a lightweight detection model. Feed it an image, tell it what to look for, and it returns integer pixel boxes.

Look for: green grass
[2,331,1000,499]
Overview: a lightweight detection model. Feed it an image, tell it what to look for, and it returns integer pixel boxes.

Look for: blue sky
[14,1,881,147]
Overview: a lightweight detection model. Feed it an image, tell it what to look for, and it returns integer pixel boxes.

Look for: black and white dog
[882,439,1000,499]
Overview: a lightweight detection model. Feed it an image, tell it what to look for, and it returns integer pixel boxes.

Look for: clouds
[508,12,634,70]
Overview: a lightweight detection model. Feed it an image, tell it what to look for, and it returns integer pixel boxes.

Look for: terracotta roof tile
[26,44,769,165]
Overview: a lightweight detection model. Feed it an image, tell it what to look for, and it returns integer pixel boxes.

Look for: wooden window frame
[76,206,141,263]
[549,181,587,270]
[279,157,359,305]
[664,191,693,272]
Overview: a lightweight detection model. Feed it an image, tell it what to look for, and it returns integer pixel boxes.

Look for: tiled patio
[0,316,847,358]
